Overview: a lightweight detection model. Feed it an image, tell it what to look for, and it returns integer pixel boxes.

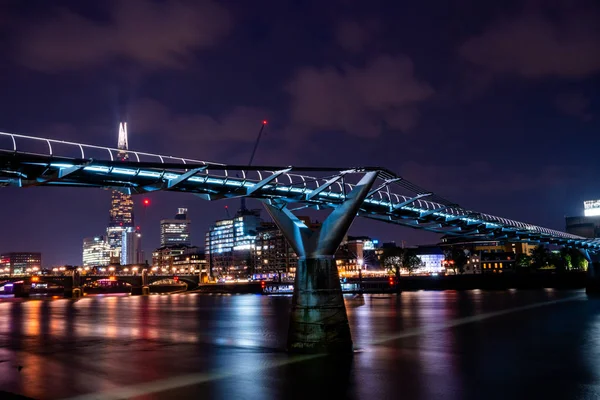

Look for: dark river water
[1,290,600,400]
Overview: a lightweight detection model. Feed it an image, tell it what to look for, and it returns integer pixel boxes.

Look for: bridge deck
[1,131,598,251]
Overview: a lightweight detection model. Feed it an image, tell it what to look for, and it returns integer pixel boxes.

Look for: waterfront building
[152,245,199,272]
[172,251,207,277]
[121,227,143,266]
[205,209,263,279]
[414,246,445,275]
[253,224,297,280]
[160,208,191,247]
[82,236,111,268]
[0,252,42,276]
[439,235,534,274]
[106,122,134,262]
[565,200,600,238]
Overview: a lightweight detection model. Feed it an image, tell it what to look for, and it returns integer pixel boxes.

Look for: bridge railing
[2,131,598,248]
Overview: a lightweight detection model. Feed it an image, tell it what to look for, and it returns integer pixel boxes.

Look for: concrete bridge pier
[263,171,378,354]
[64,271,82,299]
[131,270,149,296]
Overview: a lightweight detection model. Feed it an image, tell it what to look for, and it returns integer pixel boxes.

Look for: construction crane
[239,120,268,213]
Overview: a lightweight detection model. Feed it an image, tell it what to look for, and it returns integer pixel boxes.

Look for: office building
[106,122,134,262]
[254,224,297,280]
[160,208,191,247]
[82,236,111,268]
[0,252,42,276]
[205,209,263,279]
[565,200,600,238]
[152,245,199,272]
[121,227,143,265]
[172,251,207,276]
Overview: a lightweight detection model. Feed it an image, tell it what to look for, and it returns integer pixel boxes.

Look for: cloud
[127,98,270,162]
[334,18,381,53]
[554,92,593,121]
[459,9,600,78]
[15,0,232,72]
[285,55,434,137]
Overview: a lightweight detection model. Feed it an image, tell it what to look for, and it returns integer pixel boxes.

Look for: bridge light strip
[32,161,600,248]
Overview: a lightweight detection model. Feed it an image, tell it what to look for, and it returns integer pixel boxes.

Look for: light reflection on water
[0,290,598,400]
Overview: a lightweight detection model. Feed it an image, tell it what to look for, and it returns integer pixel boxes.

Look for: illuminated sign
[584,200,600,217]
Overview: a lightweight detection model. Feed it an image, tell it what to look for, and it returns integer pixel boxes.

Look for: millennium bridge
[1,131,599,353]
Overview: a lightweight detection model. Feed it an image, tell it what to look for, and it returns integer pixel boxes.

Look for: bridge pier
[64,271,82,299]
[131,269,149,296]
[263,171,377,354]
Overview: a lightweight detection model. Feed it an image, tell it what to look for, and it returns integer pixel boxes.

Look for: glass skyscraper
[82,236,111,268]
[106,122,135,261]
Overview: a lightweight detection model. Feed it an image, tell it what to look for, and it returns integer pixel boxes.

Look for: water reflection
[0,290,597,399]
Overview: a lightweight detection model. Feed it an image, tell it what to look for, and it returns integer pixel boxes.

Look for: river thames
[1,290,599,399]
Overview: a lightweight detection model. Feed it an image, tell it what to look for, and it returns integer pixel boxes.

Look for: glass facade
[205,209,262,278]
[121,228,142,266]
[160,208,191,247]
[0,252,42,276]
[82,236,111,268]
[106,124,134,261]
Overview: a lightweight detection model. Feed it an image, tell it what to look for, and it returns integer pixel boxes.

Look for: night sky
[1,0,599,268]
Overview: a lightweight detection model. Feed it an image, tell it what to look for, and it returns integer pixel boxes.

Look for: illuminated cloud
[460,10,600,78]
[286,55,434,137]
[15,0,232,72]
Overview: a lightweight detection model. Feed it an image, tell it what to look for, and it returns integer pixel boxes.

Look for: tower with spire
[106,122,136,263]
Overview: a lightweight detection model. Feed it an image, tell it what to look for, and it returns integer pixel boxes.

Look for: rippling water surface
[1,290,599,400]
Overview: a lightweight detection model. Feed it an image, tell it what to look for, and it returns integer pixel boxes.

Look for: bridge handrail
[1,132,597,248]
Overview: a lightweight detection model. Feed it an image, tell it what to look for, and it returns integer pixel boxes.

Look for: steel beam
[392,192,432,211]
[247,168,291,196]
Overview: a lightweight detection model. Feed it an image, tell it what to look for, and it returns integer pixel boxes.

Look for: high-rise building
[106,122,134,262]
[205,209,263,278]
[160,208,191,247]
[0,252,42,276]
[82,236,111,268]
[121,227,143,265]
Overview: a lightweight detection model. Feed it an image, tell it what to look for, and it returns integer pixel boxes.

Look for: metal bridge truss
[1,132,599,252]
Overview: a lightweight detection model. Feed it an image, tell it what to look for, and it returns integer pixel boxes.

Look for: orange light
[31,276,40,282]
[109,276,117,281]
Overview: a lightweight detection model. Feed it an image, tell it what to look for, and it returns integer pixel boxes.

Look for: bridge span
[1,131,599,354]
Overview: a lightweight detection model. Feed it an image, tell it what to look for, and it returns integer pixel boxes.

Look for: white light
[584,207,600,217]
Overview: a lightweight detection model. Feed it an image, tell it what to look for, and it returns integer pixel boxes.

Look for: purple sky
[1,0,600,267]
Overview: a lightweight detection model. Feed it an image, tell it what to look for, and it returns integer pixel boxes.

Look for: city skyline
[0,0,599,267]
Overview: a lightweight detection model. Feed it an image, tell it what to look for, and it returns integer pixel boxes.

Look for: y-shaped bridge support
[263,171,378,353]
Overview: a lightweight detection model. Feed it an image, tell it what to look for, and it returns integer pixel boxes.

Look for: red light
[173,276,179,282]
[143,199,150,206]
[262,120,268,125]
